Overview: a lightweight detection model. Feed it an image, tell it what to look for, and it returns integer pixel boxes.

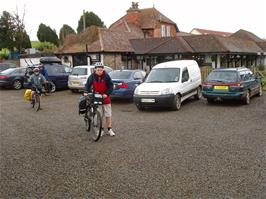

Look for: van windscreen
[146,68,180,83]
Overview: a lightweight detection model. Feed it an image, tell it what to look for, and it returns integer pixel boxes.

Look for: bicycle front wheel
[84,113,91,132]
[34,94,41,112]
[90,110,102,141]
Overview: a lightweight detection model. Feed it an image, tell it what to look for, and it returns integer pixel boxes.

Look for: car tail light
[229,83,243,88]
[118,82,128,88]
[203,83,213,88]
[0,75,8,80]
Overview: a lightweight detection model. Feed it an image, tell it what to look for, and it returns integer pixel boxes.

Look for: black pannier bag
[79,96,87,114]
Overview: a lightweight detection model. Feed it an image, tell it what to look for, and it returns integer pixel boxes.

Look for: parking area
[0,89,265,198]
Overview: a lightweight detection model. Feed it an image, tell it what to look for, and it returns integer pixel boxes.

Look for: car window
[104,66,112,74]
[71,68,87,75]
[146,68,180,83]
[207,71,238,82]
[133,71,143,79]
[0,68,16,75]
[65,67,72,73]
[45,65,67,74]
[109,71,132,79]
[182,68,189,82]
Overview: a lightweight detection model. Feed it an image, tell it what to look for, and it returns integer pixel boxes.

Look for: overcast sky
[1,0,266,41]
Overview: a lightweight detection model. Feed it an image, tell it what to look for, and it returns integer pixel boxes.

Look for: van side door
[181,67,191,96]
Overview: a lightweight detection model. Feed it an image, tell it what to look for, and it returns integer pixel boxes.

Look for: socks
[107,127,111,131]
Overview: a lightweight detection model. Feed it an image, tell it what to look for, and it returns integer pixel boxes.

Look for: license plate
[72,82,80,85]
[141,98,155,103]
[214,86,228,90]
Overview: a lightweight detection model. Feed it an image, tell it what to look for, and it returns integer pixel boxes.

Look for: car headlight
[134,87,140,95]
[161,88,173,95]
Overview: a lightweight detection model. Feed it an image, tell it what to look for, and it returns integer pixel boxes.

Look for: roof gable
[230,29,264,42]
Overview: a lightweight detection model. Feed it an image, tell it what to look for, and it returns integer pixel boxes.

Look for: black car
[0,67,27,89]
[202,67,263,104]
[0,63,18,72]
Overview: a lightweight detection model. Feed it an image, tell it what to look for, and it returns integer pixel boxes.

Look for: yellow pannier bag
[24,89,32,101]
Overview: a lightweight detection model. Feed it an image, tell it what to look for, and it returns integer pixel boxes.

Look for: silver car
[68,65,113,92]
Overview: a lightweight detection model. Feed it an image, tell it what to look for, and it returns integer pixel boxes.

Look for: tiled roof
[56,25,143,54]
[131,34,264,55]
[87,29,141,52]
[230,29,264,42]
[256,41,266,52]
[109,7,178,31]
[130,37,194,54]
[55,26,99,54]
[191,28,232,37]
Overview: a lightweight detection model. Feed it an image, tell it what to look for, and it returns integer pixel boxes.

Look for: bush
[31,41,56,52]
[0,48,9,60]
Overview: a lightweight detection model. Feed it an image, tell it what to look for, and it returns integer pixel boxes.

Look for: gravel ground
[0,89,265,199]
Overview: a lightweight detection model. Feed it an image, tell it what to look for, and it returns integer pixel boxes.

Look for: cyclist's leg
[31,87,36,101]
[103,104,115,136]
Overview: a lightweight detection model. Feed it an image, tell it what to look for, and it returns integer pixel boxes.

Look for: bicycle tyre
[34,94,41,112]
[90,110,102,142]
[84,113,91,132]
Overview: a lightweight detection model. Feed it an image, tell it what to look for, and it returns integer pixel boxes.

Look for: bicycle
[83,93,103,141]
[31,88,42,112]
[43,81,53,96]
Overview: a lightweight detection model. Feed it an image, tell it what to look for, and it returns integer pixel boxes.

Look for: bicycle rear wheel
[90,110,102,141]
[34,94,41,112]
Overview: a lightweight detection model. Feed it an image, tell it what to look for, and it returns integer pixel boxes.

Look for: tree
[77,11,105,33]
[0,10,31,52]
[37,23,59,46]
[59,24,75,45]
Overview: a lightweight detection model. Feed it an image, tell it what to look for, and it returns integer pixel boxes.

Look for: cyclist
[28,68,47,101]
[84,62,115,136]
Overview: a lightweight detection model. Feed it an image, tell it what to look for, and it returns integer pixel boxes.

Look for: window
[182,68,189,82]
[146,68,180,83]
[161,25,166,37]
[133,72,143,79]
[166,26,171,37]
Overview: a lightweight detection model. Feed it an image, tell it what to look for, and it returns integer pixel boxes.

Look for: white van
[134,60,202,110]
[68,65,112,92]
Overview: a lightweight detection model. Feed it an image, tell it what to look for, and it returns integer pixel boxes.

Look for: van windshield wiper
[147,80,163,83]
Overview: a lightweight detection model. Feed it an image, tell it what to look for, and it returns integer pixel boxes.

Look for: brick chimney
[125,2,140,26]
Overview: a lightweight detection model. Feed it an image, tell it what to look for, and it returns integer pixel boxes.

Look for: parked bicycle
[83,93,103,141]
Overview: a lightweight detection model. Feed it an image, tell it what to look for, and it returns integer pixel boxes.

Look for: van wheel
[207,98,214,103]
[194,86,202,100]
[243,91,250,105]
[136,104,144,111]
[172,94,181,111]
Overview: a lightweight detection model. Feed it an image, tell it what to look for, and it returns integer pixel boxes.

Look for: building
[55,2,266,70]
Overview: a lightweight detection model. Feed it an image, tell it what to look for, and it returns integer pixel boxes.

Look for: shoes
[108,128,115,136]
[101,128,105,137]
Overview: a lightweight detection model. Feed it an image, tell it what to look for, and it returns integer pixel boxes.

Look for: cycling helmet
[94,62,104,68]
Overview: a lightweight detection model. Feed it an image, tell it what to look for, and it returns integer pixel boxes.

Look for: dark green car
[202,67,263,104]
